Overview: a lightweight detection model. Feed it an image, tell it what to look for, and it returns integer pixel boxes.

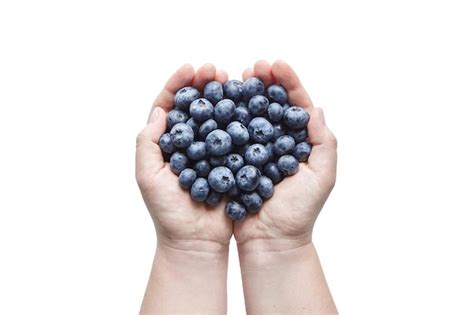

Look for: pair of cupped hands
[135,60,337,253]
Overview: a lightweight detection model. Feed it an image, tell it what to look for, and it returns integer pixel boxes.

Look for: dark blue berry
[258,176,274,199]
[225,153,245,173]
[225,201,247,220]
[190,178,210,202]
[248,117,274,144]
[242,77,265,101]
[226,121,250,146]
[214,99,236,124]
[158,133,176,154]
[167,109,189,128]
[287,128,308,143]
[267,84,288,104]
[234,107,252,127]
[248,95,269,115]
[170,122,194,148]
[283,106,310,129]
[293,142,312,162]
[273,135,296,156]
[170,152,189,175]
[245,144,270,166]
[199,119,218,138]
[190,98,214,121]
[205,190,223,206]
[178,168,197,189]
[241,192,263,213]
[186,117,200,135]
[208,166,235,193]
[236,165,261,191]
[204,81,223,104]
[194,159,211,177]
[267,102,284,122]
[205,130,232,156]
[223,80,243,102]
[175,86,200,111]
[186,141,207,160]
[277,155,299,176]
[263,163,283,184]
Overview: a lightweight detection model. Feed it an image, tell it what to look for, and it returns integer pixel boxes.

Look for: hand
[135,63,233,253]
[234,60,338,251]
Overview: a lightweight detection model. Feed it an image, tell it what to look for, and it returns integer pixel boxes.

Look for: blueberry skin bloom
[236,165,261,191]
[225,201,247,221]
[267,84,288,105]
[263,162,283,184]
[287,128,308,143]
[190,98,214,122]
[225,153,245,174]
[293,142,312,162]
[204,81,224,105]
[234,107,252,127]
[248,117,274,144]
[190,178,210,202]
[174,86,200,111]
[170,123,194,149]
[267,102,284,122]
[194,159,211,177]
[178,168,197,189]
[214,99,236,124]
[245,144,270,166]
[248,95,269,116]
[167,109,189,128]
[273,135,296,156]
[258,176,274,199]
[241,192,263,213]
[242,77,265,101]
[205,130,232,156]
[186,141,207,160]
[205,190,223,206]
[277,155,299,176]
[223,80,243,102]
[198,119,218,139]
[226,121,250,146]
[283,106,310,129]
[158,133,176,154]
[169,152,189,175]
[208,166,236,193]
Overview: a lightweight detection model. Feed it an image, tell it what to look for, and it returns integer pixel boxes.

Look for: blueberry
[223,80,243,102]
[174,86,200,111]
[267,102,284,122]
[199,119,218,138]
[170,152,189,175]
[194,159,211,177]
[277,155,299,176]
[241,192,263,213]
[236,101,247,108]
[234,107,252,127]
[258,176,274,199]
[214,99,236,124]
[226,183,241,198]
[225,153,245,173]
[190,178,210,202]
[236,165,261,191]
[248,95,269,116]
[208,166,235,193]
[178,168,197,189]
[158,133,176,154]
[272,122,287,141]
[267,84,288,104]
[204,81,224,104]
[186,141,207,160]
[273,135,296,156]
[167,109,189,128]
[226,121,250,146]
[263,162,283,184]
[186,117,200,135]
[287,128,308,143]
[205,130,232,156]
[190,98,214,121]
[205,190,223,206]
[242,77,265,101]
[210,155,227,167]
[283,106,310,129]
[170,123,194,148]
[245,144,269,166]
[266,142,275,161]
[293,142,312,162]
[248,117,274,144]
[224,201,247,220]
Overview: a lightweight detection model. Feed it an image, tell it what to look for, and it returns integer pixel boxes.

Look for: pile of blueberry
[158,77,311,220]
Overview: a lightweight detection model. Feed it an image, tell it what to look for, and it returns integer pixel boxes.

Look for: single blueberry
[204,81,224,104]
[194,159,211,177]
[190,98,214,122]
[287,128,308,143]
[248,117,274,144]
[225,153,245,173]
[263,163,283,184]
[273,135,296,156]
[277,155,299,176]
[178,168,197,189]
[245,144,270,166]
[190,178,210,202]
[214,99,236,124]
[186,117,200,135]
[174,86,200,111]
[272,122,287,141]
[205,130,232,156]
[234,106,252,127]
[210,155,227,167]
[267,102,284,122]
[283,106,310,129]
[242,77,265,101]
[158,133,176,154]
[223,80,243,102]
[241,192,263,213]
[170,152,189,175]
[170,123,194,148]
[186,141,207,160]
[199,119,218,139]
[248,95,269,116]
[236,165,261,191]
[267,84,288,105]
[266,142,275,162]
[205,190,223,206]
[258,176,274,199]
[226,121,250,146]
[226,183,241,198]
[225,200,247,220]
[167,109,189,128]
[293,142,312,162]
[208,166,235,193]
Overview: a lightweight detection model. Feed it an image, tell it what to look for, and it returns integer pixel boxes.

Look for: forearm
[238,241,337,315]
[141,242,229,315]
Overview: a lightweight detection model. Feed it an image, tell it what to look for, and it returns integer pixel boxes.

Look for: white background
[1,0,473,314]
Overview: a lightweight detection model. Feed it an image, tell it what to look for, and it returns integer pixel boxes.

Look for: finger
[254,60,274,86]
[151,64,194,119]
[192,63,216,90]
[215,69,229,83]
[136,107,168,187]
[242,67,255,81]
[271,60,313,108]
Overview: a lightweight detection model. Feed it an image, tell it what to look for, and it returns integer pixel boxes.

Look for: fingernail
[149,108,160,123]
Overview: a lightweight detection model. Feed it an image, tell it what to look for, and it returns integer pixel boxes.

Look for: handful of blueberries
[159,77,311,220]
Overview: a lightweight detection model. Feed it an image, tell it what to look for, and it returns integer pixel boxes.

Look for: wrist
[236,232,312,257]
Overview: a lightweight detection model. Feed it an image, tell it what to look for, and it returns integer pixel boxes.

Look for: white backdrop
[1,0,473,314]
